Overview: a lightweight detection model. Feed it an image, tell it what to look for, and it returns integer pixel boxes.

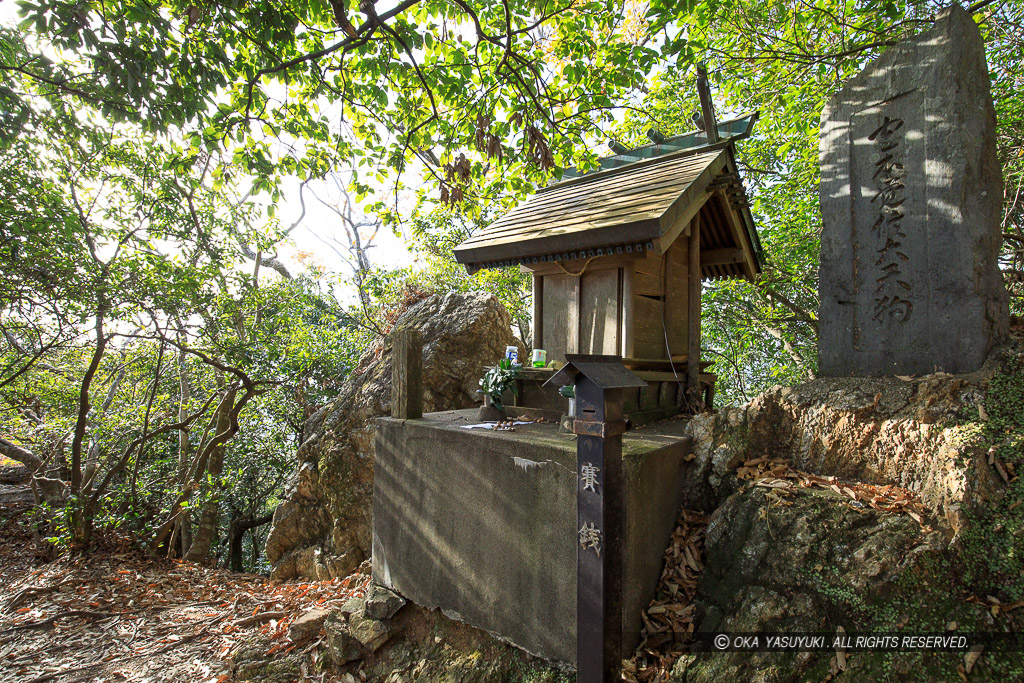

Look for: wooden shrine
[455,99,763,417]
[375,75,768,671]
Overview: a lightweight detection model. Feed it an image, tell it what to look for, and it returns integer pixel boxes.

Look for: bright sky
[0,0,417,301]
[274,176,416,286]
[3,0,655,300]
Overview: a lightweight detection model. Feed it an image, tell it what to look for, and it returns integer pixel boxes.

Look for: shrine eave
[453,115,762,280]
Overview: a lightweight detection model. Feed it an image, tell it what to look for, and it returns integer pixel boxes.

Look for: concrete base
[372,409,691,664]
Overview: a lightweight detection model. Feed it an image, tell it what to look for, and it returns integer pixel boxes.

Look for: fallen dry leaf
[964,646,984,674]
[835,626,848,671]
[0,502,370,683]
[994,460,1011,485]
[624,509,709,681]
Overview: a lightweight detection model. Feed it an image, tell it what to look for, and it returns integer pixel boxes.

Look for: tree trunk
[184,385,235,563]
[226,513,273,572]
[756,318,817,379]
[148,377,258,553]
[0,437,66,503]
[70,312,108,544]
[82,365,126,494]
[175,343,193,556]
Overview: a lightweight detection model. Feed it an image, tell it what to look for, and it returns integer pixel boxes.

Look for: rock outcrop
[659,334,1024,682]
[682,359,1005,534]
[669,485,1000,683]
[265,292,516,580]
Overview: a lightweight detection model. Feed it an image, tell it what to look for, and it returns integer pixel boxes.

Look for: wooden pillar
[391,327,422,419]
[687,216,701,403]
[545,360,644,682]
[532,274,543,350]
[621,267,634,358]
[575,274,583,355]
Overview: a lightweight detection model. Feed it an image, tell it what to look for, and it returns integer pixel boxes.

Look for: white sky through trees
[0,1,415,302]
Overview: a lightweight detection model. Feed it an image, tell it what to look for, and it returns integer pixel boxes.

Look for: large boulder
[0,464,29,485]
[0,463,32,505]
[266,291,516,580]
[671,486,979,683]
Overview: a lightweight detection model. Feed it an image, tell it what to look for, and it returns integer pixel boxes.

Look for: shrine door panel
[579,268,621,355]
[541,273,579,363]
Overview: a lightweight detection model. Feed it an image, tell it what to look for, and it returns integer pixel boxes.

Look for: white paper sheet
[459,421,534,429]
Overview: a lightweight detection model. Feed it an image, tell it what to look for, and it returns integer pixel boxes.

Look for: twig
[234,610,287,629]
[4,609,119,631]
[4,579,78,613]
[25,662,103,683]
[150,614,229,655]
[968,0,1004,12]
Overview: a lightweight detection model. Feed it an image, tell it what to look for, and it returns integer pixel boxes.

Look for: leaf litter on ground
[623,509,708,682]
[0,504,369,683]
[736,456,931,526]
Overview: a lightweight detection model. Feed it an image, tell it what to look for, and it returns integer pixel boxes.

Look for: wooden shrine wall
[529,232,696,366]
[536,263,624,362]
[523,184,761,367]
[629,238,690,361]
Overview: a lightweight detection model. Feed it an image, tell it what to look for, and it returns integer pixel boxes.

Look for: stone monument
[819,5,1009,376]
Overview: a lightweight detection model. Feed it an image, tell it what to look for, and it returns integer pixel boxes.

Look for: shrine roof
[544,355,648,390]
[453,112,763,280]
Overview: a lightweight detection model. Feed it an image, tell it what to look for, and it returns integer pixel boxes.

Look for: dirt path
[0,504,368,683]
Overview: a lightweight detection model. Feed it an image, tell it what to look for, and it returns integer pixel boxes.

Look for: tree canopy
[2,0,1022,559]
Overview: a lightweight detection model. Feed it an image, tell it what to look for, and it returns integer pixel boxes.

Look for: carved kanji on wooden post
[546,356,646,682]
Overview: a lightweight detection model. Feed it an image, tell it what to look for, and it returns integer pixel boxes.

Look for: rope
[555,256,596,277]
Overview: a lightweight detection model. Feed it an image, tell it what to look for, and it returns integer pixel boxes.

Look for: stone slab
[288,608,330,643]
[363,583,406,621]
[819,5,1008,376]
[371,409,691,664]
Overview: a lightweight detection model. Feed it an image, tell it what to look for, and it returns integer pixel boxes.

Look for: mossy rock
[670,481,1024,682]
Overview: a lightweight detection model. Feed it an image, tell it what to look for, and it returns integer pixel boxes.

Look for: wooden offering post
[546,357,647,682]
[391,327,422,419]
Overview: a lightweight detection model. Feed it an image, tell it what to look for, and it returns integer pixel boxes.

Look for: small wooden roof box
[453,113,763,281]
[454,113,764,368]
[544,354,649,390]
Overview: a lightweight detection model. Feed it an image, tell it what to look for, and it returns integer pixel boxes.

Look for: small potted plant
[559,385,576,417]
[478,358,522,421]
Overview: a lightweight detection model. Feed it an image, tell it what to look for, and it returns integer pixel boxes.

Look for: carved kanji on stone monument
[819,6,1009,376]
